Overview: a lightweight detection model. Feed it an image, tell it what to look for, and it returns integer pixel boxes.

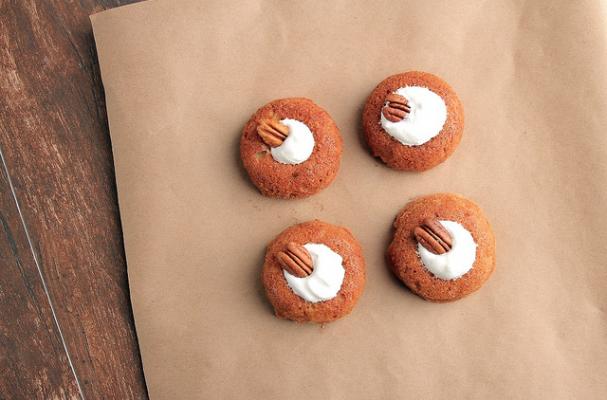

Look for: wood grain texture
[0,153,82,400]
[0,0,146,399]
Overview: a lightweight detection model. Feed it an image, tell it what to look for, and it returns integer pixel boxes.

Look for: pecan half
[257,117,289,147]
[382,93,411,122]
[413,218,453,255]
[276,242,313,277]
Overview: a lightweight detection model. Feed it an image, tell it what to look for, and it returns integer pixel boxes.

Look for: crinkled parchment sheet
[91,1,607,398]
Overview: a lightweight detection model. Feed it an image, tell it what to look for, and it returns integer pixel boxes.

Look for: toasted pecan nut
[257,117,289,147]
[276,242,313,277]
[413,218,453,254]
[382,93,411,122]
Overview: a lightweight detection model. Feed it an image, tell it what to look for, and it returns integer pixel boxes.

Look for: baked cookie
[362,71,464,171]
[241,98,342,199]
[387,193,495,302]
[262,220,366,323]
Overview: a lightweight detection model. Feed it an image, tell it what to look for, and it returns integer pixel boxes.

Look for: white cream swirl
[380,86,447,146]
[283,243,345,302]
[417,220,477,280]
[270,119,314,164]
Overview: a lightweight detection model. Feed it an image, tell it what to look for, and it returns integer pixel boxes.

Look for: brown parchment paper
[90,1,607,398]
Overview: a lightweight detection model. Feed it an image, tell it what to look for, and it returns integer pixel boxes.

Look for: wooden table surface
[0,1,148,398]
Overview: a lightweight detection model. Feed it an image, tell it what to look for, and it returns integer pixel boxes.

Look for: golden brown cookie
[362,71,464,171]
[262,220,366,323]
[387,193,495,302]
[241,98,342,199]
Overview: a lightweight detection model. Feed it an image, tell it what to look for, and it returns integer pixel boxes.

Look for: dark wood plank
[0,0,147,399]
[0,153,81,400]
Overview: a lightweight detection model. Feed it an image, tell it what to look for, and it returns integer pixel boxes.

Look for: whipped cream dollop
[270,119,314,164]
[417,220,477,280]
[380,86,447,146]
[283,243,345,303]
